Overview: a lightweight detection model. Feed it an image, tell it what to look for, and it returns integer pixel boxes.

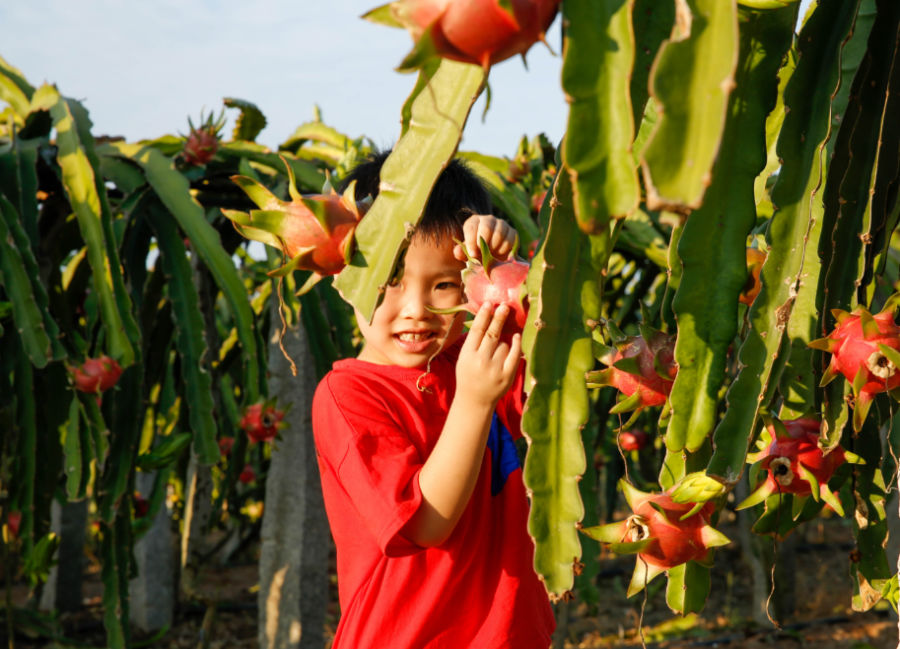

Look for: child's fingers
[501,333,522,375]
[479,303,510,349]
[461,216,516,260]
[464,302,495,347]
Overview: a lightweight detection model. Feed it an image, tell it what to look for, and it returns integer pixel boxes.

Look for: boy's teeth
[398,332,430,342]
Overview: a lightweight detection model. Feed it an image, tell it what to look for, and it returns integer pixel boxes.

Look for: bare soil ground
[3,516,898,648]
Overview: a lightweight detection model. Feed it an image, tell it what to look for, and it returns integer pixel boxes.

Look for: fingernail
[497,303,509,314]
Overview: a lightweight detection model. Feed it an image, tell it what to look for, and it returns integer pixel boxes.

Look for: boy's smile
[356,235,467,368]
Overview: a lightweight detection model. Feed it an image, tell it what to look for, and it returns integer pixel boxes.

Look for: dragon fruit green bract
[222,158,364,293]
[581,480,729,597]
[808,305,900,431]
[385,0,561,70]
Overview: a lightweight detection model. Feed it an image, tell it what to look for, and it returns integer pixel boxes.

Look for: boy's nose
[399,291,431,319]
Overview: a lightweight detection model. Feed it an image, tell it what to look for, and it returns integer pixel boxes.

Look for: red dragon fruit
[808,305,900,431]
[238,464,256,484]
[218,436,235,456]
[618,429,649,452]
[374,0,561,71]
[222,157,365,293]
[581,480,729,596]
[6,511,21,538]
[182,110,226,166]
[240,401,286,443]
[70,355,123,394]
[428,236,529,339]
[736,417,860,516]
[586,324,677,427]
[133,493,150,519]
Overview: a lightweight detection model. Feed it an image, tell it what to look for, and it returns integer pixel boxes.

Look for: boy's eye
[435,281,460,291]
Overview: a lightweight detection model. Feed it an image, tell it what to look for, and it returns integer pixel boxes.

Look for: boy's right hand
[455,302,522,408]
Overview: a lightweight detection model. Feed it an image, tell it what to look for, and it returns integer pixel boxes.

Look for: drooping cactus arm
[561,0,640,232]
[334,59,485,322]
[666,3,795,454]
[522,168,606,597]
[639,0,739,213]
[707,0,869,484]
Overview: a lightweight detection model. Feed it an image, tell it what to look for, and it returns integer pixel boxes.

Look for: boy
[312,152,555,648]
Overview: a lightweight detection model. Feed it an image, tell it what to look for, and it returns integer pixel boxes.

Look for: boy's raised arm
[400,302,522,548]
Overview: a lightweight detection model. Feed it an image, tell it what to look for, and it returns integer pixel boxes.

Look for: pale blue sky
[2,1,812,158]
[0,1,566,157]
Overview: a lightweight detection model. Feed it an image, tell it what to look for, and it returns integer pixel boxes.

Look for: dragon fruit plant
[586,324,677,428]
[808,305,900,431]
[222,157,365,294]
[370,0,561,71]
[736,416,862,517]
[581,479,729,597]
[182,109,226,166]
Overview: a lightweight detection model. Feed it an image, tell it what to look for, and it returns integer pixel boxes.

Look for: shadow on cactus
[580,479,729,598]
[736,416,863,519]
[808,303,900,432]
[222,157,367,295]
[586,322,677,429]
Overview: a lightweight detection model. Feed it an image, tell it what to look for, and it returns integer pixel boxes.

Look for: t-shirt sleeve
[313,373,424,557]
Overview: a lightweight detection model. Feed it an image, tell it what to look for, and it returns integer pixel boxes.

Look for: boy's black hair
[339,150,492,243]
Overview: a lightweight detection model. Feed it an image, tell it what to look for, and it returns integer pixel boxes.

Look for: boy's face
[356,234,466,368]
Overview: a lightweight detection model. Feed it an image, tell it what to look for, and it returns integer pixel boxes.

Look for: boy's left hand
[454,214,518,263]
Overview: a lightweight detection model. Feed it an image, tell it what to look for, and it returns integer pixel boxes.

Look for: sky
[2,1,813,160]
[0,1,567,158]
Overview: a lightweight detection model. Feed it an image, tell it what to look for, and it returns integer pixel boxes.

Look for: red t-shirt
[312,340,555,648]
